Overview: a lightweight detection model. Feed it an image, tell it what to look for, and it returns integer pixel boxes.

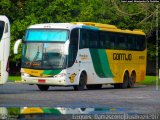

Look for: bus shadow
[44,85,146,92]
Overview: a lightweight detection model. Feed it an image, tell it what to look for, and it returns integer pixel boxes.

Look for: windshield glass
[22,43,67,69]
[25,29,68,42]
[0,21,5,40]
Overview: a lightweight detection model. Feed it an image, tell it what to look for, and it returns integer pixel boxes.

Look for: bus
[14,22,146,91]
[0,15,10,85]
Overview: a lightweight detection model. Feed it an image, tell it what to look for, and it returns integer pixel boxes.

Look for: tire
[114,72,129,89]
[73,72,87,91]
[86,84,102,90]
[128,72,136,88]
[37,85,49,91]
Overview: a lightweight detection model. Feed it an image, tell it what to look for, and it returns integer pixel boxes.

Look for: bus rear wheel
[37,85,49,91]
[86,84,102,90]
[128,72,136,88]
[73,72,87,91]
[114,72,129,89]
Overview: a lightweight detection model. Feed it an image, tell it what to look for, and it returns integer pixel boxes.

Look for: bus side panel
[66,48,114,85]
[106,49,147,83]
[87,48,114,84]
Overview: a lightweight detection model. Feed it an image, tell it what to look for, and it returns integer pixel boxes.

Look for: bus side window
[0,21,5,40]
[135,36,140,50]
[5,23,8,33]
[68,29,79,67]
[99,31,105,48]
[118,34,126,50]
[89,30,99,48]
[136,35,146,51]
[110,33,116,49]
[104,32,110,49]
[128,35,135,50]
[80,29,89,49]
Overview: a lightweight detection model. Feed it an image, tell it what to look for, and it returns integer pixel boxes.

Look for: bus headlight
[22,72,30,77]
[53,73,66,78]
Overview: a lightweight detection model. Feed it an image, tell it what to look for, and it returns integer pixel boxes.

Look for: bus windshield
[25,29,68,42]
[0,21,5,40]
[22,43,67,69]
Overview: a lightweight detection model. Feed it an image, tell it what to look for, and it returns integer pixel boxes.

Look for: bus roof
[73,22,145,35]
[28,23,80,30]
[28,22,145,35]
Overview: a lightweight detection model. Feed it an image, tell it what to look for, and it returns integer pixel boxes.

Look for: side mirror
[14,39,22,54]
[64,40,70,55]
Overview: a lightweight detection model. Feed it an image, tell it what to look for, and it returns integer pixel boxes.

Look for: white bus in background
[0,16,10,84]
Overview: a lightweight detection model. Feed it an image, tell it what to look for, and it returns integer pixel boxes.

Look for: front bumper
[22,76,67,85]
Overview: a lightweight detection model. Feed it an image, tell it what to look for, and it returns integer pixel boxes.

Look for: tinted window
[0,21,5,40]
[68,29,79,67]
[117,34,126,50]
[99,31,105,48]
[99,31,110,49]
[80,29,89,48]
[127,35,135,50]
[80,28,146,51]
[135,35,146,51]
[109,33,116,49]
[101,32,146,51]
[89,30,99,48]
[80,29,99,49]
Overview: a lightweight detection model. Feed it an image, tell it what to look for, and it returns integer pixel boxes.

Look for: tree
[0,0,159,65]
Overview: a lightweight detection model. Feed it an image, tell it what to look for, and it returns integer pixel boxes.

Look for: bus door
[67,29,79,83]
[0,16,10,84]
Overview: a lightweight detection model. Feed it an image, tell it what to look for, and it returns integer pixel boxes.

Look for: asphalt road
[0,83,160,114]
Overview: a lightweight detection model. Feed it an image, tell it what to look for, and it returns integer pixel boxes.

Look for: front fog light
[53,73,66,78]
[22,72,30,77]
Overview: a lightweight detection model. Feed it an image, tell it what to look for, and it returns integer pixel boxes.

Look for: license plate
[38,79,46,83]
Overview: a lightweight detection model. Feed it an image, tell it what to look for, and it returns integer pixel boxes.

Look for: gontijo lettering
[113,53,132,61]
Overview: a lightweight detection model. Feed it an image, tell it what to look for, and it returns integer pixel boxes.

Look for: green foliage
[0,0,159,62]
[8,76,21,81]
[7,107,20,115]
[139,76,160,85]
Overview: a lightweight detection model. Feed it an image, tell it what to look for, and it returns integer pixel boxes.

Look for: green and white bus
[14,22,146,91]
[0,15,10,84]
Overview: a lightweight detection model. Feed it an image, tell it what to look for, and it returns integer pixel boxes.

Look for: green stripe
[43,70,62,75]
[89,49,113,78]
[42,108,61,115]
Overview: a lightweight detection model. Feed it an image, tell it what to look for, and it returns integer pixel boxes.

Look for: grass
[138,76,160,85]
[8,76,21,82]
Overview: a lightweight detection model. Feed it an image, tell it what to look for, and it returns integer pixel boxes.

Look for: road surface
[0,83,160,114]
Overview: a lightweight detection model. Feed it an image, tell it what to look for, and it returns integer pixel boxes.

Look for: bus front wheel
[73,72,87,91]
[37,85,49,91]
